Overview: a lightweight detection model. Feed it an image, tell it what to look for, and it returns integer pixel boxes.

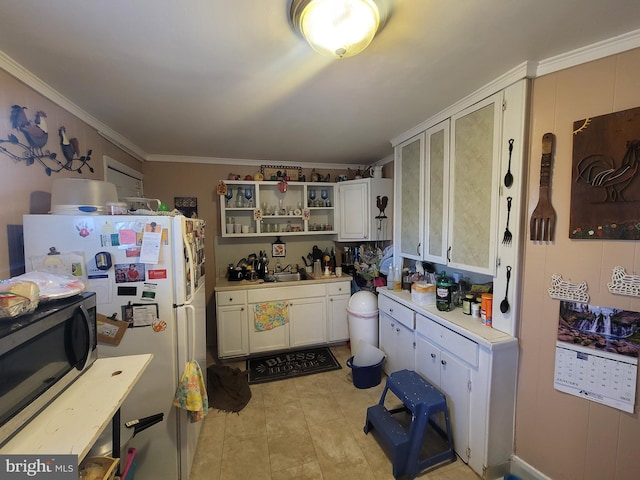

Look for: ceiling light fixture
[290,0,389,58]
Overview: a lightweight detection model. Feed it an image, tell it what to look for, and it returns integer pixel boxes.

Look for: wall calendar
[554,300,639,413]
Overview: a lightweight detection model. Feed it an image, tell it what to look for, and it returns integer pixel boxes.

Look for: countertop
[377,288,517,349]
[214,274,351,292]
[1,354,152,460]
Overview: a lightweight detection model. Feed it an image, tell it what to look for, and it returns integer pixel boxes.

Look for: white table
[1,354,152,462]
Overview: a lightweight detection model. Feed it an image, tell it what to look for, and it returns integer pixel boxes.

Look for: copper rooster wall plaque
[570,106,640,240]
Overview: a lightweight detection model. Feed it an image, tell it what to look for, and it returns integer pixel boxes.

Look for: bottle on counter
[462,294,474,315]
[392,265,402,291]
[386,265,396,290]
[436,271,452,311]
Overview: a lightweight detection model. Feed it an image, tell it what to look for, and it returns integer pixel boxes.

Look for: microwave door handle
[80,304,95,354]
[70,304,92,370]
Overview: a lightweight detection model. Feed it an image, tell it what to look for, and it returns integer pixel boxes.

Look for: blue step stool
[364,369,456,479]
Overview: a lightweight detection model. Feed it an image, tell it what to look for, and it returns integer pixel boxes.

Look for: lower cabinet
[247,285,326,353]
[378,289,518,479]
[415,315,472,463]
[248,302,290,354]
[378,294,415,375]
[327,282,350,342]
[215,281,352,358]
[215,290,249,358]
[289,296,327,347]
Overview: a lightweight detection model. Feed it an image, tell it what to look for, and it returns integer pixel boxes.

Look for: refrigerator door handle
[183,303,196,360]
[182,219,197,302]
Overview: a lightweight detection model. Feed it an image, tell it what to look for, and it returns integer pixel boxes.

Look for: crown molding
[391,61,534,147]
[535,28,640,77]
[146,154,371,170]
[0,50,148,162]
[391,28,640,148]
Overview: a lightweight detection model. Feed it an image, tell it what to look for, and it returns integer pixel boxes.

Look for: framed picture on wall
[271,237,286,257]
[569,106,640,239]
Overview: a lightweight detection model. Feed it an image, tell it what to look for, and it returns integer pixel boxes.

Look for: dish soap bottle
[436,271,452,311]
[386,264,396,290]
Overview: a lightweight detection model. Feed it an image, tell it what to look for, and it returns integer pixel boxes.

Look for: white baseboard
[509,455,553,480]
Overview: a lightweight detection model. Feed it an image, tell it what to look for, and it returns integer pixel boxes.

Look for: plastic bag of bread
[0,279,39,318]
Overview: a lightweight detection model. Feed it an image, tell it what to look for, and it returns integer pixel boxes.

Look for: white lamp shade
[297,0,380,58]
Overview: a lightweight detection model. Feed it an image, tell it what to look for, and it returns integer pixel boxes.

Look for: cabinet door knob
[441,359,447,366]
[241,307,244,311]
[228,297,233,302]
[447,246,451,262]
[395,328,400,333]
[389,308,393,313]
[330,298,333,302]
[390,322,395,328]
[430,353,436,359]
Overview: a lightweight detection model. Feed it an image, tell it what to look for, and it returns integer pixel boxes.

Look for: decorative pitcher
[368,165,383,178]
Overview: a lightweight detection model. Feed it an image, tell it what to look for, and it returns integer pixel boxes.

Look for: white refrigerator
[23,214,206,480]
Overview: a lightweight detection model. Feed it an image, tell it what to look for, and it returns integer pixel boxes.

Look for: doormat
[246,347,342,385]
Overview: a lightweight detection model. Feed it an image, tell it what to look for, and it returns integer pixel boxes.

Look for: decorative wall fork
[502,196,513,245]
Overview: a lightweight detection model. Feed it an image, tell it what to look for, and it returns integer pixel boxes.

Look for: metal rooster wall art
[576,138,640,202]
[0,105,93,175]
[375,195,388,219]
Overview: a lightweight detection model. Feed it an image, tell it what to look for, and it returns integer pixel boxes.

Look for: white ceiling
[0,0,639,166]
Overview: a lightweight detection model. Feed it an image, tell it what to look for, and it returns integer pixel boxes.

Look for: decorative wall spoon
[504,139,514,187]
[500,266,512,313]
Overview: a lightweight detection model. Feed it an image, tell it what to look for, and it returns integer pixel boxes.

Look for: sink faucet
[281,264,292,273]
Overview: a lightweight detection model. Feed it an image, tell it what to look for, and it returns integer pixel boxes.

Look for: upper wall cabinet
[423,120,450,265]
[395,133,425,260]
[447,93,502,275]
[220,181,336,237]
[394,80,528,280]
[337,178,393,242]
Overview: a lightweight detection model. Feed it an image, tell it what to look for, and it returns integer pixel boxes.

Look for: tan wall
[516,48,640,479]
[0,70,141,279]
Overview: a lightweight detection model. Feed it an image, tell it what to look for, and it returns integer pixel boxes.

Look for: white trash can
[347,291,379,356]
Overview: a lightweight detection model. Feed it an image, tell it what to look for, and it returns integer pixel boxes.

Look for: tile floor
[190,344,481,480]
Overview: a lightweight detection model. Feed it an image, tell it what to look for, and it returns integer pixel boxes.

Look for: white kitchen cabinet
[220,180,336,237]
[247,284,327,354]
[247,302,290,354]
[395,133,425,260]
[337,178,393,242]
[447,93,502,275]
[393,81,528,282]
[422,120,450,264]
[327,281,350,342]
[415,315,472,463]
[216,290,249,358]
[289,296,327,347]
[378,289,518,479]
[378,294,415,375]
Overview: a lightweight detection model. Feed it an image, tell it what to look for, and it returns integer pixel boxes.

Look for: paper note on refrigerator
[140,231,162,264]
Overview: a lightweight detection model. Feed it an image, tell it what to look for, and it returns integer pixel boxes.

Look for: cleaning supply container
[347,291,379,355]
[346,356,386,389]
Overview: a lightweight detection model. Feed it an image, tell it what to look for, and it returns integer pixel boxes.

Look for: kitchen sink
[273,272,301,282]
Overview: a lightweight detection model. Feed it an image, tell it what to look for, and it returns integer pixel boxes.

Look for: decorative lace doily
[548,273,589,303]
[607,266,640,297]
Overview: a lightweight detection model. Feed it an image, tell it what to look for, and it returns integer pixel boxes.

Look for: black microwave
[0,292,97,446]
